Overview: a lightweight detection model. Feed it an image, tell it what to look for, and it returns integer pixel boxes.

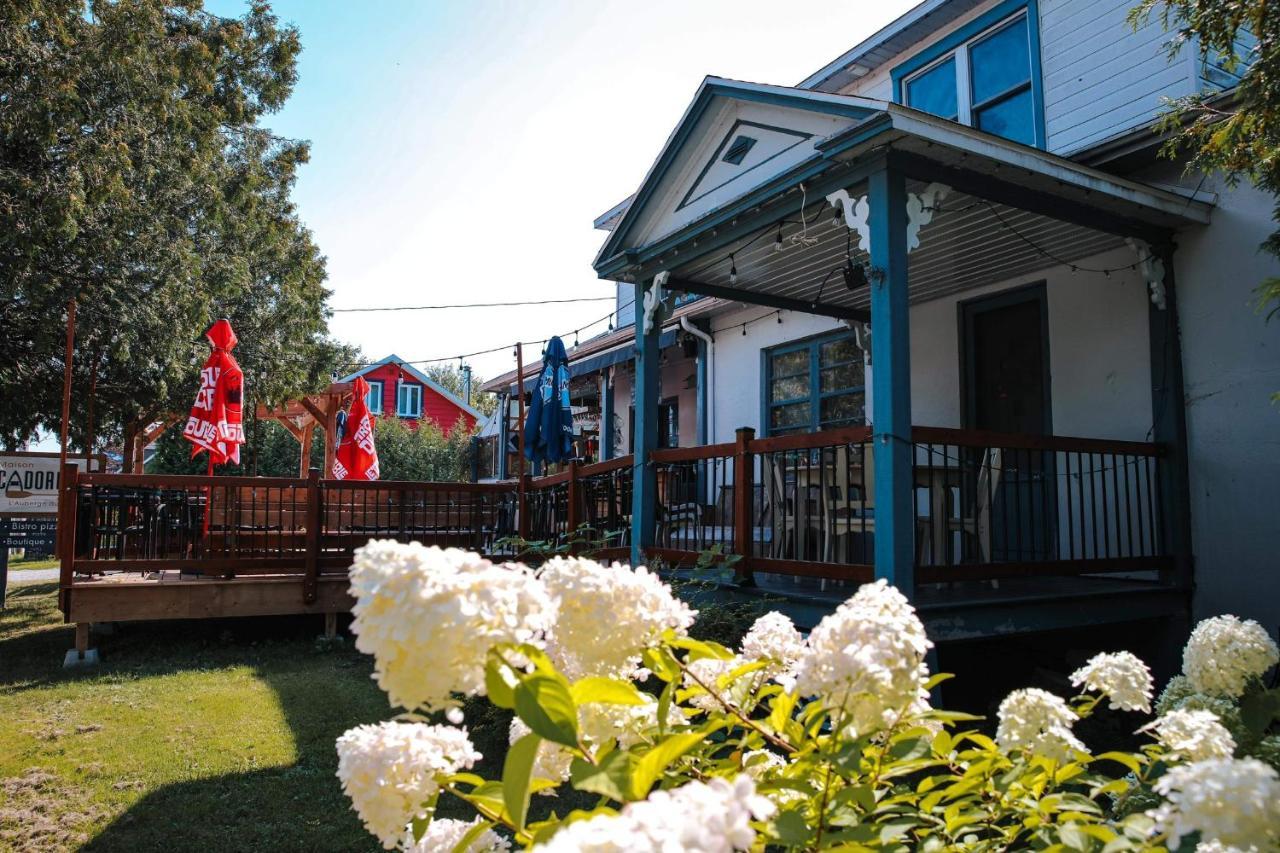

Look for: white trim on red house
[340,354,485,420]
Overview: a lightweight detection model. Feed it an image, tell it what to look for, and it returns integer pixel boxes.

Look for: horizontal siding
[1040,0,1194,154]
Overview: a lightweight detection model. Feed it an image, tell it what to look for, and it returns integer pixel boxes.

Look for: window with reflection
[902,13,1036,146]
[765,331,866,436]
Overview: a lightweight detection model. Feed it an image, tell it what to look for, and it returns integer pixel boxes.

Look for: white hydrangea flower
[1182,615,1280,698]
[684,655,757,713]
[791,579,932,736]
[740,612,805,689]
[536,776,775,852]
[1195,842,1260,853]
[1140,709,1237,761]
[1069,651,1154,712]
[742,749,786,778]
[405,817,510,852]
[348,542,555,711]
[335,722,482,850]
[995,688,1086,762]
[1149,758,1280,849]
[539,557,696,680]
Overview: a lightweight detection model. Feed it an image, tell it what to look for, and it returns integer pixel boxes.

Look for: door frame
[958,282,1053,434]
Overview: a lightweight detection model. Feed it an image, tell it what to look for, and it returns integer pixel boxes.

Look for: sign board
[0,453,100,517]
[7,518,57,557]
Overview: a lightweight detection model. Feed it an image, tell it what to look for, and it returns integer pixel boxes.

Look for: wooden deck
[56,424,1190,655]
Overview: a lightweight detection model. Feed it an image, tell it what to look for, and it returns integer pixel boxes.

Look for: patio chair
[947,446,1004,565]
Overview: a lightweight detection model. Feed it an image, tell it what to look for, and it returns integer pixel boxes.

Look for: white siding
[615,281,635,328]
[1040,0,1196,154]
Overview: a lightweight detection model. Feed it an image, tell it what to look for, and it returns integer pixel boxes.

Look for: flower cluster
[1141,709,1237,761]
[740,612,804,689]
[792,579,932,735]
[1182,615,1279,698]
[1148,757,1280,848]
[406,817,510,853]
[335,722,482,849]
[1069,650,1154,712]
[536,776,775,852]
[539,557,696,680]
[996,688,1085,762]
[348,542,555,711]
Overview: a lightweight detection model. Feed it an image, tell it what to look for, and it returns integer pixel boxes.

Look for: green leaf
[451,818,498,853]
[515,673,580,748]
[657,679,675,736]
[669,636,734,661]
[570,676,648,707]
[503,732,541,831]
[773,809,811,846]
[570,751,636,802]
[1095,751,1143,775]
[485,656,516,710]
[632,729,712,797]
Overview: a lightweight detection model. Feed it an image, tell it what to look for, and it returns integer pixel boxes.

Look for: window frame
[365,380,384,415]
[892,0,1045,149]
[396,381,423,418]
[762,329,867,437]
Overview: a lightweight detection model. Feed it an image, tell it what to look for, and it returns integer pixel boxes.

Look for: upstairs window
[902,13,1038,147]
[366,380,383,415]
[765,331,866,436]
[397,382,423,418]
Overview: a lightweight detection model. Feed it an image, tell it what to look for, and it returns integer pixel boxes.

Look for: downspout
[680,316,713,445]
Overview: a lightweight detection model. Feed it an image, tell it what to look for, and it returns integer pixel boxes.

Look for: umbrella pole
[202,456,213,537]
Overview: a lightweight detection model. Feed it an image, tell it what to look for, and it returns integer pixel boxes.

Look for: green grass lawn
[0,579,396,852]
[7,557,58,571]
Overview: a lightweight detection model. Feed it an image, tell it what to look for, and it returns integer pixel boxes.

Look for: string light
[729,253,738,285]
[773,223,784,252]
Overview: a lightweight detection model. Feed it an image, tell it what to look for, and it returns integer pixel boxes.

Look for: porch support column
[631,276,665,565]
[867,165,915,596]
[1149,244,1194,593]
[497,392,510,479]
[600,372,614,462]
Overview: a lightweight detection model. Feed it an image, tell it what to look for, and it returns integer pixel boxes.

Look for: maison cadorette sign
[0,452,100,517]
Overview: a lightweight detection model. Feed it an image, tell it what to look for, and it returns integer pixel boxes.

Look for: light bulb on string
[741,323,747,336]
[773,224,784,252]
[729,254,738,285]
[777,311,783,324]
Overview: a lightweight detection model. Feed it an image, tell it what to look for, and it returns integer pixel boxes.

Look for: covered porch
[594,77,1210,630]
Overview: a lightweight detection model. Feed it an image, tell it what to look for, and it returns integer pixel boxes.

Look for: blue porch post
[600,372,614,461]
[867,164,915,597]
[695,329,708,503]
[630,276,663,566]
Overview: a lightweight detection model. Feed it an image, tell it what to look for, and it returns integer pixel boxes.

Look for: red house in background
[340,355,482,435]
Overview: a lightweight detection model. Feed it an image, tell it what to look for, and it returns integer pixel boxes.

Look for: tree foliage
[372,416,475,482]
[0,0,353,450]
[1131,0,1280,336]
[425,363,497,416]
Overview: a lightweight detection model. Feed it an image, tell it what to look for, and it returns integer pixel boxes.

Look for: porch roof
[593,78,1213,313]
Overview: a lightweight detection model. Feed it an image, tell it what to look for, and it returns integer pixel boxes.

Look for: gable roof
[340,354,484,420]
[593,77,884,272]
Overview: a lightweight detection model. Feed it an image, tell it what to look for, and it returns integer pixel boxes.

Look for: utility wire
[331,296,615,313]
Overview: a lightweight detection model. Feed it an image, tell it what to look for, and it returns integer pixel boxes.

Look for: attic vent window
[721,135,757,165]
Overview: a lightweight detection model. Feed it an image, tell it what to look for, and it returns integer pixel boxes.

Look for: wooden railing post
[565,460,580,554]
[57,463,80,615]
[517,473,531,541]
[733,427,755,584]
[303,467,321,605]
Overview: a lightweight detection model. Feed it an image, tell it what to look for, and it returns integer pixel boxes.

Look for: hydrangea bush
[337,543,1280,851]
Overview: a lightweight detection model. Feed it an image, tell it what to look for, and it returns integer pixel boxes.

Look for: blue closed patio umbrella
[523,335,574,467]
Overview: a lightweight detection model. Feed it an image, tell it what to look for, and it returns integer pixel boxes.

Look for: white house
[577,0,1278,639]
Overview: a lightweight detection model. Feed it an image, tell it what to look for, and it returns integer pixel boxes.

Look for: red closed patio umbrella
[333,375,379,481]
[183,318,245,471]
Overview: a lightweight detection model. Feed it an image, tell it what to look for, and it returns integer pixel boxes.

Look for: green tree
[425,363,497,417]
[0,0,352,450]
[1131,0,1280,374]
[373,417,475,482]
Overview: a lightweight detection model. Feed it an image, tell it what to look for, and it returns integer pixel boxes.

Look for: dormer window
[900,12,1038,147]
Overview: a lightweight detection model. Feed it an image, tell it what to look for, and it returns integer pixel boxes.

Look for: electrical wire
[331,296,615,313]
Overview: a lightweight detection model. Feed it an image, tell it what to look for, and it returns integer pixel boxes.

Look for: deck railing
[60,425,1173,606]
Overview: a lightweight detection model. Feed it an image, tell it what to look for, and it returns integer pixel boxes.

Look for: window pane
[905,57,958,120]
[770,349,807,377]
[770,375,808,402]
[820,363,861,393]
[819,337,861,366]
[975,87,1035,145]
[770,402,809,431]
[970,17,1030,105]
[819,392,866,427]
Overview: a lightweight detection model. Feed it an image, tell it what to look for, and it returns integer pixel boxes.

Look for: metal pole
[515,343,526,481]
[59,298,76,470]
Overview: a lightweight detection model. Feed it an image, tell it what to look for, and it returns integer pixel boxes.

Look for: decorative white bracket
[1126,238,1167,310]
[643,271,669,335]
[906,182,950,252]
[853,320,872,366]
[827,189,870,252]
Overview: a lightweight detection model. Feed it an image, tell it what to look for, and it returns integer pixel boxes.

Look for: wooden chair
[947,446,1004,564]
[818,445,875,563]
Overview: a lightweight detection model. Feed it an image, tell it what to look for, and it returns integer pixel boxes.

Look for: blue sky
[210,1,918,384]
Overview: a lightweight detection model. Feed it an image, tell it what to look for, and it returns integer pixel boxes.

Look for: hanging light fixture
[842,259,869,291]
[773,223,785,252]
[729,253,738,285]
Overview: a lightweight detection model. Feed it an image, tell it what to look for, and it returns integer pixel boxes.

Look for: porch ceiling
[666,182,1130,314]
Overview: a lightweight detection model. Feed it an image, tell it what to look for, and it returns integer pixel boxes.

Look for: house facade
[584,0,1278,635]
[341,355,482,435]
